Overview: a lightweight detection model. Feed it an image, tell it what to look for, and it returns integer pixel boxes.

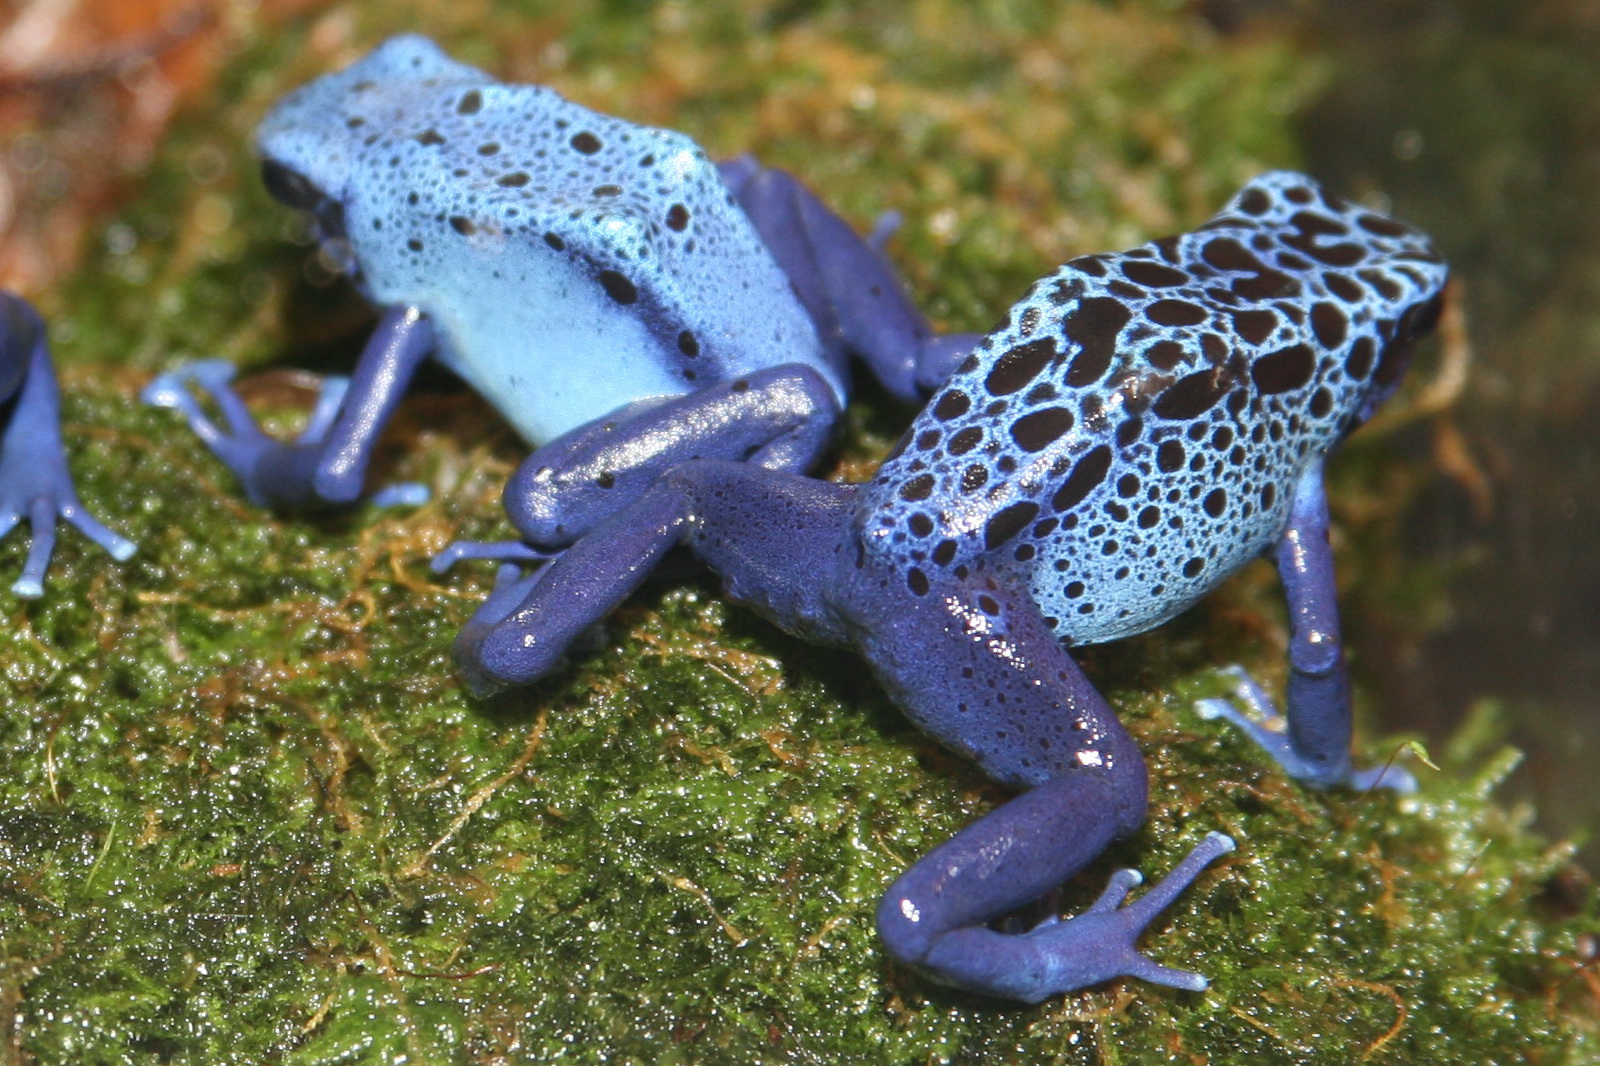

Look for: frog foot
[142,360,426,510]
[450,561,571,696]
[429,538,557,576]
[992,832,1236,1000]
[0,476,136,598]
[1196,666,1416,792]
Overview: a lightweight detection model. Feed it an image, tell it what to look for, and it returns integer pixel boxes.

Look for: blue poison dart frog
[142,34,975,555]
[452,172,1446,1001]
[0,292,135,597]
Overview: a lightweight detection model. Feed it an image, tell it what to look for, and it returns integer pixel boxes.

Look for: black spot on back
[932,390,971,420]
[1229,309,1278,345]
[1156,439,1186,472]
[598,270,638,304]
[1063,298,1132,386]
[1311,302,1348,349]
[1251,344,1315,394]
[1146,340,1186,370]
[1010,407,1076,452]
[1051,445,1112,512]
[1122,260,1190,288]
[986,337,1059,395]
[899,474,934,502]
[1146,300,1208,327]
[985,502,1039,550]
[1202,237,1264,273]
[1153,369,1229,419]
[1238,187,1271,215]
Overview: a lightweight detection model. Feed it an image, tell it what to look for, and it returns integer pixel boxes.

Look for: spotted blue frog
[143,35,971,543]
[0,292,135,597]
[452,172,1447,1001]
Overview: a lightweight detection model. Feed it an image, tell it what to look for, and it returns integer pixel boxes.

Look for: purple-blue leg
[0,293,135,598]
[453,459,1232,1000]
[718,157,980,400]
[451,460,856,693]
[142,305,434,511]
[1196,460,1415,792]
[434,364,840,574]
[839,564,1232,1000]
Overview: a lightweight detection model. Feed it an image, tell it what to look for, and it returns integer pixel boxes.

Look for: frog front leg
[142,305,434,510]
[450,459,856,692]
[0,293,135,597]
[718,157,981,399]
[1197,459,1415,791]
[434,363,839,571]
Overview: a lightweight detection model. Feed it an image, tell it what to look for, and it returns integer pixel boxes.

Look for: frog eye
[261,159,323,210]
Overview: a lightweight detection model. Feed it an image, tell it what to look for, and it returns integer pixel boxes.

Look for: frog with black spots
[453,171,1446,1001]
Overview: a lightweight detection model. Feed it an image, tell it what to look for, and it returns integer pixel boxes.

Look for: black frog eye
[260,159,322,210]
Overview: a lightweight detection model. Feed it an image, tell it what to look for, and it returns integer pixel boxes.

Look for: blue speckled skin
[454,172,1447,1001]
[143,35,972,529]
[0,292,135,598]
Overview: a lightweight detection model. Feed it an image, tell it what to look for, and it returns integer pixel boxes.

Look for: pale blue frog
[144,35,974,553]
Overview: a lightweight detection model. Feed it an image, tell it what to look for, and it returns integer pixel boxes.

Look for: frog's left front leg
[436,363,838,570]
[0,293,135,597]
[142,306,434,511]
[1197,459,1414,791]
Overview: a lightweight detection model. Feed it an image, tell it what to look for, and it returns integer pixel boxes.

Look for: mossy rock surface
[1,2,1595,1063]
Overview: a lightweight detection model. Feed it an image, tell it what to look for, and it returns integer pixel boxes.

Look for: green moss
[2,2,1594,1063]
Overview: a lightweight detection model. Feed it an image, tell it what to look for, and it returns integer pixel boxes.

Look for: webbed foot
[1022,831,1236,995]
[907,831,1237,1002]
[0,479,136,598]
[142,360,426,511]
[1196,666,1415,792]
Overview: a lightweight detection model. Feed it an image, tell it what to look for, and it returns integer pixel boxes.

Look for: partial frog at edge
[453,171,1447,1002]
[143,35,976,565]
[0,292,135,598]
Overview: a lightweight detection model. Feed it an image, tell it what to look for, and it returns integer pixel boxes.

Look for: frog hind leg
[1195,459,1415,792]
[718,156,980,400]
[141,305,434,511]
[843,563,1232,1000]
[0,292,135,597]
[453,458,1233,999]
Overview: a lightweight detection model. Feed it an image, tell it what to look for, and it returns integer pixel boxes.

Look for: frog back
[257,36,830,443]
[859,171,1446,646]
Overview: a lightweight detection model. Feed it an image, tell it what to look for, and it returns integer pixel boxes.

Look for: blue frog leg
[718,157,980,399]
[431,363,841,576]
[0,292,136,597]
[452,460,855,694]
[142,305,435,510]
[453,458,1232,1001]
[842,560,1232,1001]
[1197,459,1415,791]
